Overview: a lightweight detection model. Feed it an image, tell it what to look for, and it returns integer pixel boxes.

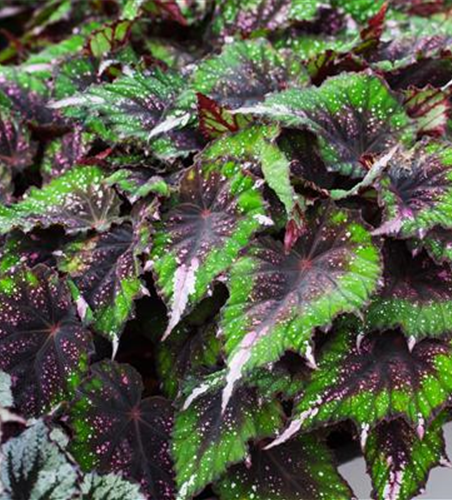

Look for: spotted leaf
[210,0,325,39]
[416,226,452,265]
[366,241,452,342]
[374,143,452,239]
[156,322,221,399]
[0,227,70,274]
[69,361,175,499]
[0,112,37,172]
[41,129,92,182]
[364,414,449,500]
[0,165,121,235]
[0,70,66,133]
[58,222,150,343]
[238,72,414,178]
[150,160,267,339]
[221,204,381,408]
[215,433,353,500]
[189,39,306,111]
[0,265,93,417]
[333,0,386,22]
[54,68,201,160]
[270,318,452,448]
[202,124,297,215]
[106,169,170,203]
[172,371,284,500]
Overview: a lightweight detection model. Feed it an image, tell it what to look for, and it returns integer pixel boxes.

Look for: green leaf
[215,433,353,500]
[150,159,267,338]
[156,322,221,399]
[0,166,121,235]
[221,204,381,408]
[237,72,414,178]
[416,227,452,265]
[365,414,449,500]
[270,317,452,449]
[172,371,284,500]
[333,0,386,22]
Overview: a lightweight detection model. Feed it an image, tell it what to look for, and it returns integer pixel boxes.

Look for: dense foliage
[1,1,452,499]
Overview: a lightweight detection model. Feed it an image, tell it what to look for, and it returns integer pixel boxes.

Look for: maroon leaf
[197,93,247,139]
[360,2,388,44]
[404,85,451,138]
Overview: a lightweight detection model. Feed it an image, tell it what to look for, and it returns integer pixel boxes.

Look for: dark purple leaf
[0,264,93,417]
[216,434,353,500]
[69,360,175,500]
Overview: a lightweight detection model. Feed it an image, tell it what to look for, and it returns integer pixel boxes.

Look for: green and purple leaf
[374,143,452,239]
[0,165,122,235]
[41,128,92,182]
[189,39,306,111]
[0,227,69,274]
[0,265,93,417]
[156,322,221,399]
[201,124,297,216]
[221,204,381,409]
[365,414,450,500]
[69,360,175,499]
[197,94,251,140]
[58,221,150,343]
[270,318,452,448]
[215,433,353,500]
[366,241,452,342]
[53,68,202,160]
[106,168,170,204]
[150,159,267,339]
[210,0,325,39]
[416,226,452,265]
[0,112,37,172]
[172,371,284,500]
[237,72,415,178]
[404,86,451,138]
